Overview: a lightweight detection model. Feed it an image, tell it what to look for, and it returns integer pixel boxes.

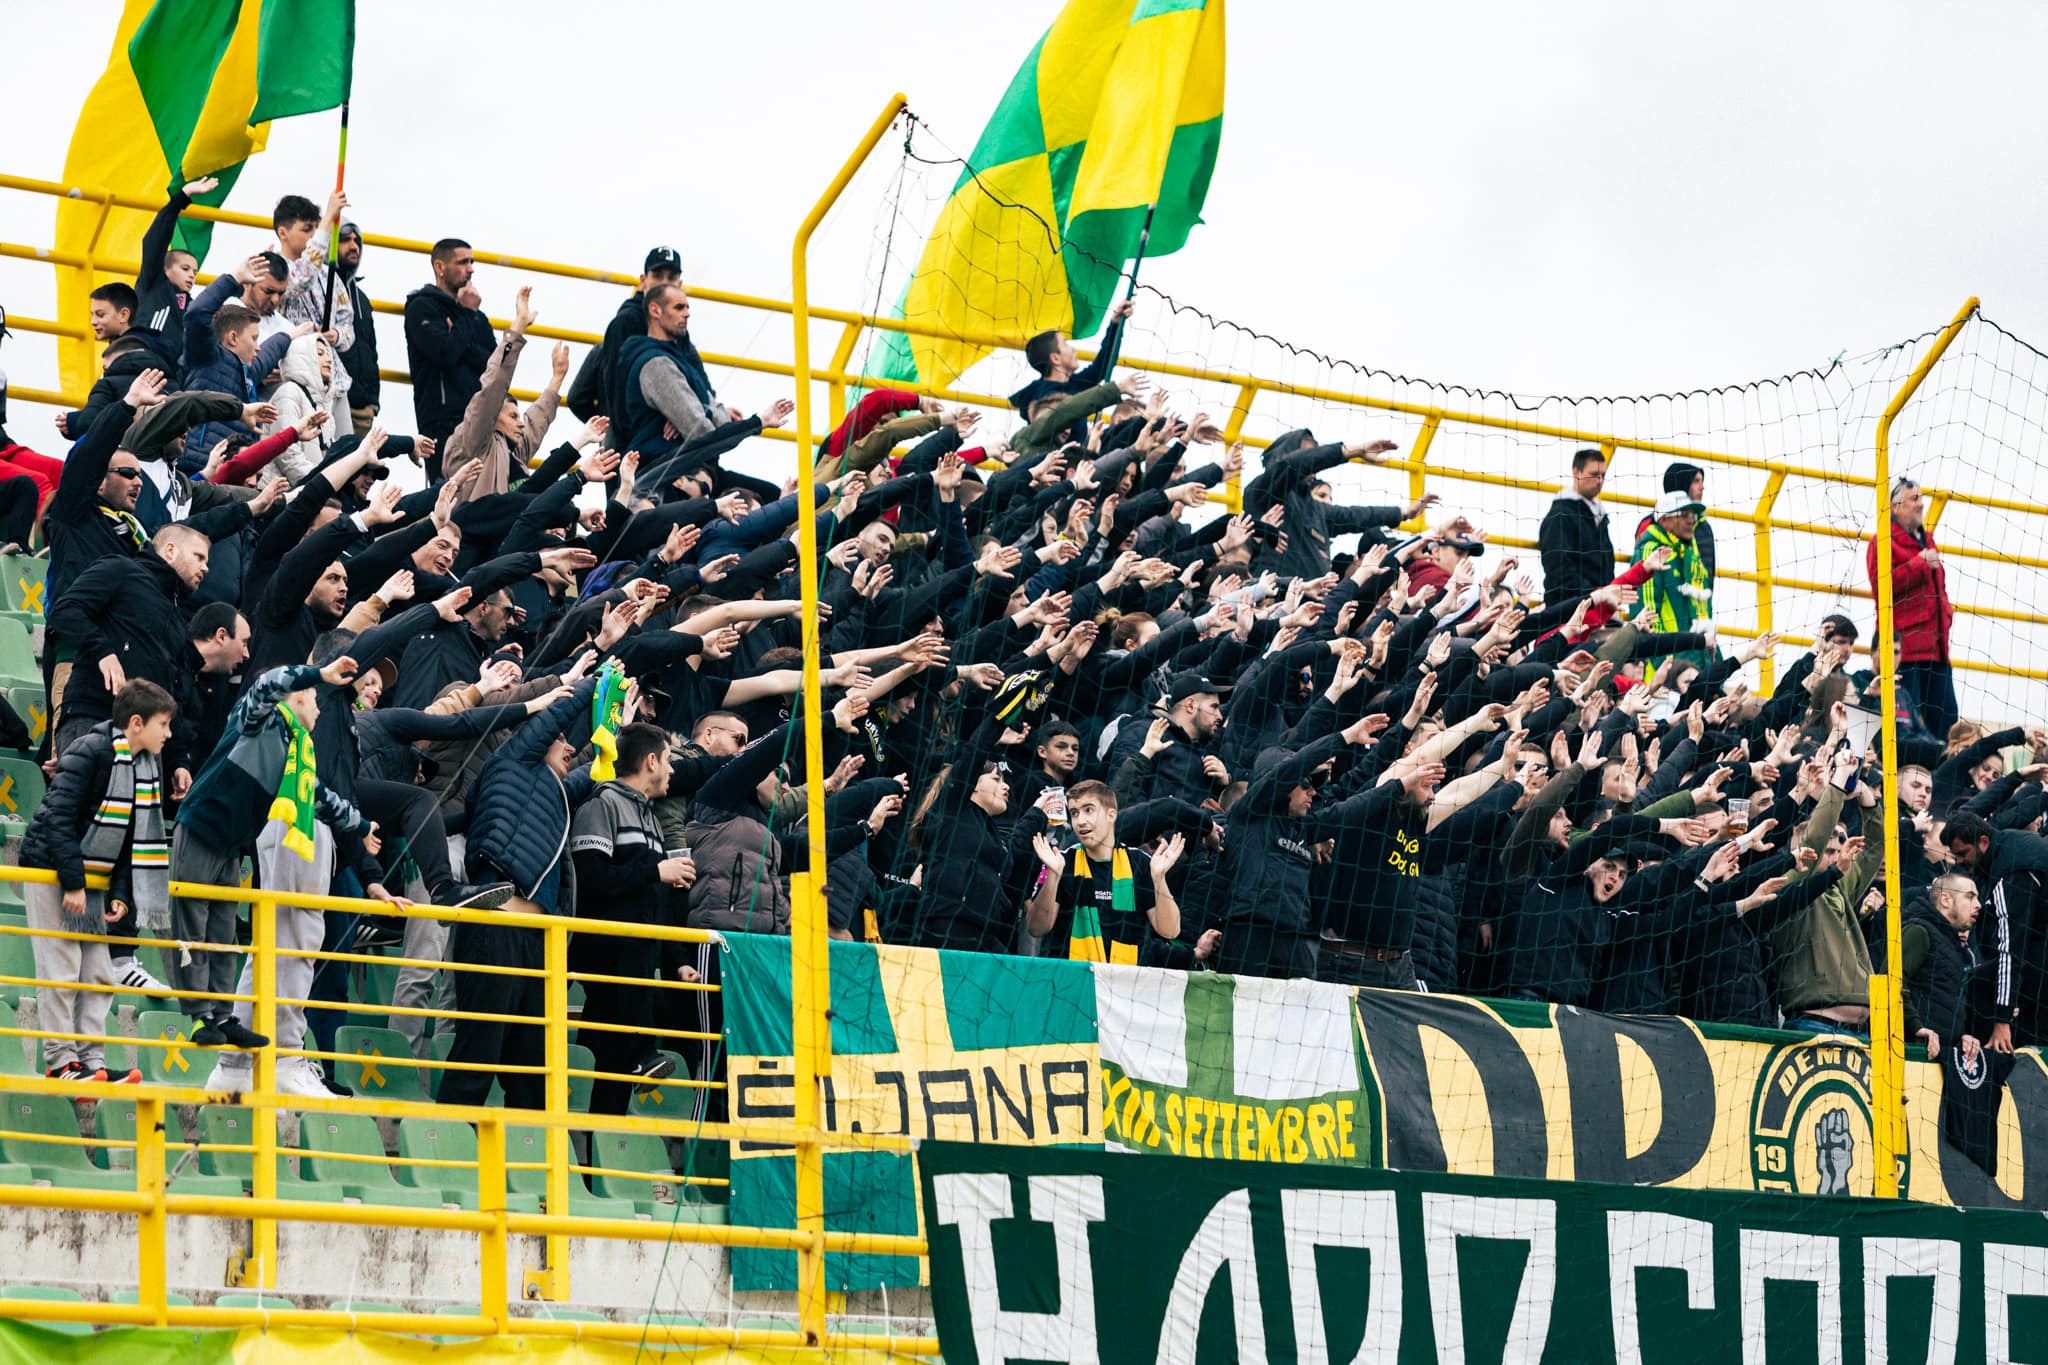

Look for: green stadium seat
[90,1100,246,1196]
[0,932,36,1011]
[333,1025,431,1105]
[505,1124,651,1220]
[0,1000,33,1076]
[5,687,45,749]
[0,619,36,692]
[134,1010,205,1085]
[566,1042,594,1113]
[393,1116,541,1213]
[0,1091,136,1189]
[587,1128,682,1203]
[520,1305,611,1324]
[212,1292,297,1311]
[326,1299,410,1317]
[626,1049,695,1119]
[1,555,47,620]
[0,756,47,826]
[0,1283,93,1335]
[197,1106,350,1203]
[111,1289,195,1308]
[299,1111,452,1209]
[739,1314,802,1334]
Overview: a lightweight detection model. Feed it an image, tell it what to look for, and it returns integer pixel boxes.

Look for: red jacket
[1866,518,1951,662]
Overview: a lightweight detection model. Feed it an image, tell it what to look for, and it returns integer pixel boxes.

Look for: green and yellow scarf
[589,659,628,782]
[1067,846,1138,966]
[268,702,320,862]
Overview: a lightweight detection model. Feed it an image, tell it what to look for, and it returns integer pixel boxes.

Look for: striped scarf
[267,702,320,862]
[98,505,146,550]
[1067,846,1138,966]
[79,727,169,931]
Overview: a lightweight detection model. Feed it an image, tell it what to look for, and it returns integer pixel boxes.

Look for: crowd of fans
[0,182,2036,1172]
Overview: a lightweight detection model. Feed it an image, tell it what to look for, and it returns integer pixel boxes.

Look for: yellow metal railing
[7,171,2048,699]
[0,865,934,1352]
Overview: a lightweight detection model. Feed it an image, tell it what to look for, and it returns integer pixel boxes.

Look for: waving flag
[53,0,354,395]
[877,0,1225,389]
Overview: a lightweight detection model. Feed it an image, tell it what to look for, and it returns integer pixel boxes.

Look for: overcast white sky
[4,0,2047,708]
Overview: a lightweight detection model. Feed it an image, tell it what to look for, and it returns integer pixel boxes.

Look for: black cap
[644,246,683,275]
[1166,673,1228,708]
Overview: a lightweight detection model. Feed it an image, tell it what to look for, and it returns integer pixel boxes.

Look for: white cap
[1654,489,1706,519]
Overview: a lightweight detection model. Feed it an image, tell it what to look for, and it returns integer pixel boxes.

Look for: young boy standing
[1027,780,1184,964]
[18,680,179,1082]
[184,657,385,1099]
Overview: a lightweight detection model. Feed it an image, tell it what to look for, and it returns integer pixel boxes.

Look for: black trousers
[440,919,544,1110]
[0,475,37,548]
[577,940,660,1117]
[655,939,724,1125]
[1214,922,1318,980]
[356,779,454,898]
[1315,947,1419,991]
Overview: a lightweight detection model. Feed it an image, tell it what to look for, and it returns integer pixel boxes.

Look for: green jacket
[1632,521,1712,668]
[1014,381,1121,459]
[1772,787,1883,1015]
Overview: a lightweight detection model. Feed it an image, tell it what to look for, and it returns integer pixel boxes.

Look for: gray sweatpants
[165,824,245,1024]
[22,881,112,1071]
[224,821,333,1054]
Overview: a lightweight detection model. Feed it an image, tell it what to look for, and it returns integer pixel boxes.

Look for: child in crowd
[17,679,178,1083]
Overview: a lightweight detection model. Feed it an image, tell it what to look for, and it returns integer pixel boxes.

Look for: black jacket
[20,725,123,891]
[564,290,647,424]
[1904,897,1969,1044]
[1966,828,2048,1019]
[1538,494,1615,606]
[61,336,156,438]
[402,284,495,435]
[383,551,547,711]
[244,513,359,682]
[465,680,598,897]
[912,716,1048,954]
[355,701,532,787]
[336,268,380,411]
[45,552,190,757]
[133,189,192,368]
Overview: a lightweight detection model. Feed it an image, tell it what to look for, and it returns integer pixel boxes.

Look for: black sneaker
[629,1053,677,1093]
[439,882,515,912]
[350,918,404,951]
[45,1062,90,1083]
[214,1019,271,1050]
[191,1020,230,1047]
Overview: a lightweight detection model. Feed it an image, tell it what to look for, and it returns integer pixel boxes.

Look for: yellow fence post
[1752,469,1787,697]
[792,91,908,1351]
[1403,415,1443,533]
[245,896,277,1287]
[531,921,572,1301]
[1870,295,1979,1199]
[1219,381,1260,515]
[135,1093,167,1325]
[478,1116,510,1331]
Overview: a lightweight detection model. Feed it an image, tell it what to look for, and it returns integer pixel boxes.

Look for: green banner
[922,1139,2048,1365]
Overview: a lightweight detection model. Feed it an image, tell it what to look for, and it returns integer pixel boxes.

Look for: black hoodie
[402,283,495,438]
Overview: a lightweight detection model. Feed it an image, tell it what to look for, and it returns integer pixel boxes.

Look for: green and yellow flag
[877,0,1224,389]
[54,0,354,395]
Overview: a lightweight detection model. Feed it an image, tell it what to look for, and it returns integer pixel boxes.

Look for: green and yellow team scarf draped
[588,659,628,782]
[99,505,147,551]
[267,701,319,861]
[1068,845,1138,965]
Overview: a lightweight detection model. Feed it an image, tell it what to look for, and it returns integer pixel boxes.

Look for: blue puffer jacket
[463,678,597,900]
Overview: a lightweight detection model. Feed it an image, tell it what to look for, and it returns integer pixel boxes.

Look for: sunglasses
[106,467,144,481]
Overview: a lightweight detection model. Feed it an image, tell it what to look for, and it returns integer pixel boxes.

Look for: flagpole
[1100,201,1154,372]
[319,99,350,329]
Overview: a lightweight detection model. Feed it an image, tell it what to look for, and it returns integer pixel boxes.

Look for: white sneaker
[277,1058,342,1100]
[203,1057,252,1094]
[113,957,170,996]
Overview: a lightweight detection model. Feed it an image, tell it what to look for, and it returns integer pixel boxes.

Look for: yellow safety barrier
[0,864,934,1351]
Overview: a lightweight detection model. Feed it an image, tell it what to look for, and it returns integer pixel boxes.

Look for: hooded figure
[1242,428,1406,580]
[267,333,337,483]
[1634,462,1715,583]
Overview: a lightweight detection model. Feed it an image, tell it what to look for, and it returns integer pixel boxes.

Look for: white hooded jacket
[266,333,336,483]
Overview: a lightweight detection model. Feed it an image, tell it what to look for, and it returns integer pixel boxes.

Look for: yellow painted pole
[1753,470,1787,697]
[791,90,908,1349]
[1404,416,1442,533]
[535,921,572,1299]
[1870,295,1979,1199]
[477,1116,509,1331]
[249,897,277,1286]
[134,1093,167,1324]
